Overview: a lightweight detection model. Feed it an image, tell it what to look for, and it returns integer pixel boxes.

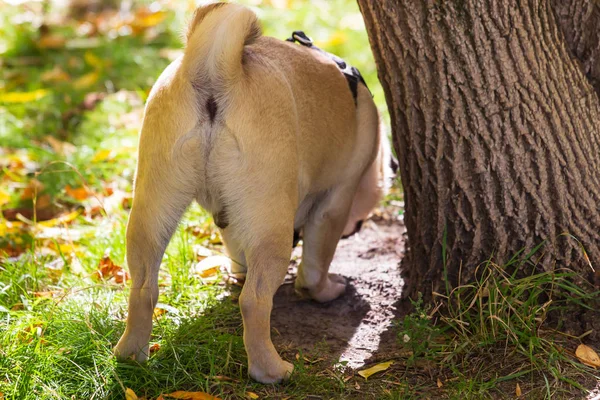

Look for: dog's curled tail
[183,3,261,89]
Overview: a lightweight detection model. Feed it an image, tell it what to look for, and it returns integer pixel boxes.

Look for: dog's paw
[249,359,294,384]
[297,273,347,303]
[114,334,149,363]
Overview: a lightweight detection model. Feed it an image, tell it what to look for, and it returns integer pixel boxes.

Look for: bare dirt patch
[271,206,406,368]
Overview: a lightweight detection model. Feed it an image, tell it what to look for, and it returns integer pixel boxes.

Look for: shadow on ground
[271,206,406,368]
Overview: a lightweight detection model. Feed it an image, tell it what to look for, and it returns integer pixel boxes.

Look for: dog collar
[286,30,371,103]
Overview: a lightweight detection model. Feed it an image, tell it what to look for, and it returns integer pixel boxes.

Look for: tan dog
[114,3,391,384]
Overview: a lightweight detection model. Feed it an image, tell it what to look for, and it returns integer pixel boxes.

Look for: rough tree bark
[357,0,600,300]
[552,0,600,96]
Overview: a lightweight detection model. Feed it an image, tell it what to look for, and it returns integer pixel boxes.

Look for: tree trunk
[552,0,600,96]
[357,0,600,300]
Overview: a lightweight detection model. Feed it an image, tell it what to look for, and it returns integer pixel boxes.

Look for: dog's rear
[115,2,388,384]
[114,1,262,368]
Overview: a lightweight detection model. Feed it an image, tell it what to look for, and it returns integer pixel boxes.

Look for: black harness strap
[286,31,371,103]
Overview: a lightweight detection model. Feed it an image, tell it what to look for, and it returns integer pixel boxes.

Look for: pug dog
[114,2,392,384]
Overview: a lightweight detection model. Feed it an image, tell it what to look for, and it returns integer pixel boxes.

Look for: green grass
[1,0,599,399]
[393,259,600,399]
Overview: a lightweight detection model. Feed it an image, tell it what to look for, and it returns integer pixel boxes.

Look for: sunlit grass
[0,1,391,398]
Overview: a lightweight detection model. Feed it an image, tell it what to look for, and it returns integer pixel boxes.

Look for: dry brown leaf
[21,179,45,200]
[93,255,130,283]
[65,185,92,201]
[149,343,161,355]
[515,382,521,396]
[41,66,70,83]
[34,291,62,298]
[164,391,221,400]
[576,344,600,368]
[37,34,66,49]
[45,136,76,156]
[358,361,394,380]
[437,377,443,388]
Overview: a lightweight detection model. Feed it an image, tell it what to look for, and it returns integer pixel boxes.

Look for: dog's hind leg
[239,227,295,383]
[114,131,198,362]
[223,174,296,382]
[295,185,355,303]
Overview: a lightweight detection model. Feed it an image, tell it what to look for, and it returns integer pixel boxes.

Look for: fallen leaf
[91,149,114,162]
[194,255,230,278]
[45,135,76,156]
[164,391,221,400]
[437,378,443,388]
[132,10,168,29]
[0,89,49,103]
[358,361,394,380]
[37,210,80,227]
[246,392,259,399]
[41,66,70,82]
[0,189,10,206]
[37,34,66,49]
[73,71,99,90]
[149,343,161,354]
[21,179,45,200]
[93,255,130,283]
[65,185,92,201]
[515,382,521,396]
[34,291,63,298]
[576,344,600,368]
[84,51,103,69]
[125,388,138,400]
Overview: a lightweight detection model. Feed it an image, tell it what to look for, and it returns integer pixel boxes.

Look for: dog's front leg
[296,186,355,303]
[238,234,294,383]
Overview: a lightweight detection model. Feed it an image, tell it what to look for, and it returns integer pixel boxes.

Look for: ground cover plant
[1,0,599,399]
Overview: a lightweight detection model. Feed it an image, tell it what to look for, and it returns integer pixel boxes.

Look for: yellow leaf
[0,89,49,103]
[41,66,70,83]
[37,210,80,228]
[91,149,114,162]
[0,220,24,236]
[164,391,221,400]
[73,71,99,90]
[84,51,103,69]
[358,361,393,380]
[132,10,168,29]
[0,189,10,206]
[575,344,600,368]
[437,378,443,388]
[125,388,138,400]
[515,382,521,396]
[246,392,259,399]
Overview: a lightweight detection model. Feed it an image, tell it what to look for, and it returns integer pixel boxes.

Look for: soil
[271,204,407,368]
